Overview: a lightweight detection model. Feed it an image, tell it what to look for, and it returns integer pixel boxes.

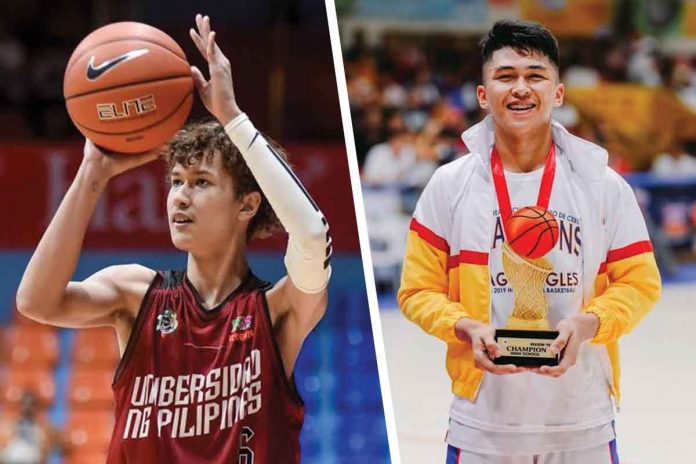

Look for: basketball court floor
[381,283,696,463]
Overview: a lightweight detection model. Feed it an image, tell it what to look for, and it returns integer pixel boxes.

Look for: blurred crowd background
[338,0,696,292]
[0,1,389,463]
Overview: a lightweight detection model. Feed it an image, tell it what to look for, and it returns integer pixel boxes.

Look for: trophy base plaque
[494,329,560,367]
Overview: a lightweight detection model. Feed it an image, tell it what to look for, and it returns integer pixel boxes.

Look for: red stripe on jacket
[409,218,450,253]
[598,240,654,274]
[447,250,489,269]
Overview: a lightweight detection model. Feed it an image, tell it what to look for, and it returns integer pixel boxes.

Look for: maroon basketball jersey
[107,270,304,463]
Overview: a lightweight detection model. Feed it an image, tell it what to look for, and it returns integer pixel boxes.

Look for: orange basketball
[506,206,559,259]
[63,22,193,153]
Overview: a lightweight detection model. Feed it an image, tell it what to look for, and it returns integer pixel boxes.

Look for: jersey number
[238,426,254,464]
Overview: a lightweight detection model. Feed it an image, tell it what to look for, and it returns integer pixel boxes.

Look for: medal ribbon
[491,143,556,235]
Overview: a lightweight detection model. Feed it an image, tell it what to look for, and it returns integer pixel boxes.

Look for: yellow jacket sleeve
[584,244,661,344]
[397,219,470,344]
[584,172,661,344]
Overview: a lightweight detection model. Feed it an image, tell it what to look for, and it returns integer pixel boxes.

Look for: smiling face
[167,150,260,255]
[477,47,564,136]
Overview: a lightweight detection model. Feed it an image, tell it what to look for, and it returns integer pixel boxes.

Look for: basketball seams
[529,226,552,257]
[65,74,192,101]
[507,207,559,258]
[512,211,545,220]
[512,222,558,257]
[508,220,552,245]
[72,90,192,136]
[66,36,187,77]
[511,206,546,220]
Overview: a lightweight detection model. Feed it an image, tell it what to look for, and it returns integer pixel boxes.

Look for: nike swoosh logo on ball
[86,48,149,80]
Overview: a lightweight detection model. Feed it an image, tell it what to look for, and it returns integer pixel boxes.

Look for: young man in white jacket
[398,20,661,463]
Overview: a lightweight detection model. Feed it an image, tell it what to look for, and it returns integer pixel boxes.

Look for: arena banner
[683,0,696,36]
[634,0,696,37]
[520,0,615,36]
[0,142,358,251]
[565,84,696,167]
[489,0,523,23]
[346,0,489,26]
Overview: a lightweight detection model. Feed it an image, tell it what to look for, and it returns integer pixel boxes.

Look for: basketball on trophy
[506,206,559,259]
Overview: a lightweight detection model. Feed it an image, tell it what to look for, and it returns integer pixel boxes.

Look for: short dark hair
[165,119,285,241]
[480,20,560,69]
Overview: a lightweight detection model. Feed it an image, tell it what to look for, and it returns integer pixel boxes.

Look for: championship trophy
[492,206,561,367]
[490,146,561,367]
[493,241,559,366]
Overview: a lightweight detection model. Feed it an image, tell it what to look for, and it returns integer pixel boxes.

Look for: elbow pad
[285,229,332,294]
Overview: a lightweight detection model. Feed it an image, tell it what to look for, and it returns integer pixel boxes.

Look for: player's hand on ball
[189,14,241,125]
[538,313,600,377]
[82,139,162,181]
[455,318,522,375]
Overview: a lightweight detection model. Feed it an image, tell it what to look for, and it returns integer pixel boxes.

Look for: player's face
[167,151,259,254]
[477,47,564,136]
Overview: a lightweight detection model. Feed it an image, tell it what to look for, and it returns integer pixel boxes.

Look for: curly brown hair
[164,119,286,241]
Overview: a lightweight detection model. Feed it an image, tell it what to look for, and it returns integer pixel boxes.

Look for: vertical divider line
[322,1,402,463]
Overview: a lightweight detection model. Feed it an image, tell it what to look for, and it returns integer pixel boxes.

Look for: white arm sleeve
[224,113,331,293]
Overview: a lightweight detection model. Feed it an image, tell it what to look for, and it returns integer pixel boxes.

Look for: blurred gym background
[337,0,696,462]
[0,1,389,463]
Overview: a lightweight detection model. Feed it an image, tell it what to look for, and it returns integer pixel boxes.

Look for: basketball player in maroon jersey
[16,15,330,463]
